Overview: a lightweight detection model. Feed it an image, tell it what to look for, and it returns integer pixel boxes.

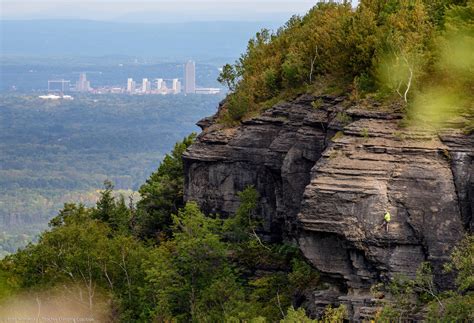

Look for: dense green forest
[0,93,223,256]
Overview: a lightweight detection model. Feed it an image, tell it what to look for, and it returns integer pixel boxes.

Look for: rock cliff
[183,95,473,320]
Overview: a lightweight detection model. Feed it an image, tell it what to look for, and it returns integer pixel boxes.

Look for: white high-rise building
[172,78,181,94]
[75,73,91,92]
[156,78,164,91]
[127,78,136,93]
[142,78,151,93]
[184,60,196,94]
[161,81,168,92]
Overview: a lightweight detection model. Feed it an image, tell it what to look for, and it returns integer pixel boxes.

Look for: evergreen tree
[135,133,196,240]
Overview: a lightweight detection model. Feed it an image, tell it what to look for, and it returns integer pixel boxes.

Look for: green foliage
[311,98,323,109]
[426,292,474,322]
[0,92,223,254]
[360,128,370,138]
[0,269,18,301]
[376,235,474,322]
[89,181,132,234]
[141,196,321,322]
[281,306,315,322]
[288,258,320,292]
[280,305,347,323]
[143,202,246,321]
[407,0,474,130]
[217,0,472,122]
[218,63,239,91]
[220,2,354,122]
[423,235,474,322]
[376,262,439,320]
[331,131,345,142]
[223,186,260,242]
[93,180,115,223]
[0,185,152,320]
[224,92,254,123]
[444,234,474,291]
[321,304,347,323]
[282,56,303,88]
[1,157,322,321]
[135,133,196,240]
[335,112,353,125]
[263,67,280,96]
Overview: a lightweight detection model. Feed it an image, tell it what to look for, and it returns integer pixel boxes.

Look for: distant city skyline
[1,1,359,23]
[46,61,220,95]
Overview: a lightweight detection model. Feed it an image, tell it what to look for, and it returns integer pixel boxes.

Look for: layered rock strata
[183,95,473,319]
[184,94,334,241]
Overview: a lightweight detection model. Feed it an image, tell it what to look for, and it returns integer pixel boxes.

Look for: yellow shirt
[384,212,391,222]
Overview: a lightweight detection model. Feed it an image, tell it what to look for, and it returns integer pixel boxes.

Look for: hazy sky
[1,0,358,22]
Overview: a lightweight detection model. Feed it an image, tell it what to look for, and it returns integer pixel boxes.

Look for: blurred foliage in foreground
[218,0,473,130]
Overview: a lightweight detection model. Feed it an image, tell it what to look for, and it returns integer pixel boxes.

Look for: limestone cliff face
[183,95,473,319]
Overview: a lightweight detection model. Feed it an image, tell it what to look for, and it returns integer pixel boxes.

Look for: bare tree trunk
[36,295,42,321]
[79,257,96,313]
[276,290,285,318]
[394,50,414,104]
[309,46,319,84]
[403,57,413,103]
[103,262,114,290]
[119,248,132,301]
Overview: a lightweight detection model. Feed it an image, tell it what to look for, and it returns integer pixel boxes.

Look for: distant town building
[184,60,196,94]
[172,78,181,94]
[75,73,91,92]
[195,87,221,95]
[156,78,164,91]
[142,78,151,93]
[127,78,136,93]
[110,87,123,94]
[39,94,61,100]
[39,94,74,100]
[120,60,220,96]
[161,80,168,93]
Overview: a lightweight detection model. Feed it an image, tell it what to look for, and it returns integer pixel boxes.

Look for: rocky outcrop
[183,95,473,320]
[183,94,334,241]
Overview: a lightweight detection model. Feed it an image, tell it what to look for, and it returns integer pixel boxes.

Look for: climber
[382,211,391,233]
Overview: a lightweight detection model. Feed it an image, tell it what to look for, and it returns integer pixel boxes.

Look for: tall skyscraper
[127,78,136,93]
[156,78,164,91]
[184,60,196,94]
[75,73,91,92]
[142,78,151,93]
[161,81,168,91]
[172,78,181,94]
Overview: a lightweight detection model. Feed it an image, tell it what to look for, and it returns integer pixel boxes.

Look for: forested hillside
[218,0,473,131]
[0,94,222,256]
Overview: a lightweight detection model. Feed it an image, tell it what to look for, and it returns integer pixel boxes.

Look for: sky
[1,0,359,23]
